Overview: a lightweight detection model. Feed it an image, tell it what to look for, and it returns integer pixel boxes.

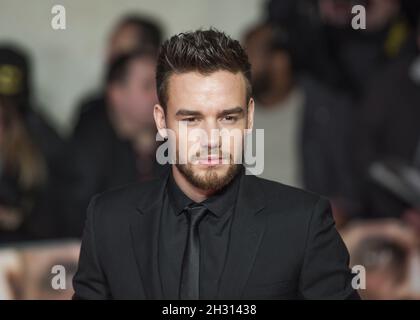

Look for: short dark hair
[156,29,252,110]
[106,49,156,85]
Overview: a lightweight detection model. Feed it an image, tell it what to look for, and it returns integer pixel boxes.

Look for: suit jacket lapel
[217,174,267,299]
[129,170,169,299]
[129,169,266,300]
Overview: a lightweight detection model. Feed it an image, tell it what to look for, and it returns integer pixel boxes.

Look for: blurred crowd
[1,0,420,299]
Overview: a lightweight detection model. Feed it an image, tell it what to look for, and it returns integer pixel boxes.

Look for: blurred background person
[0,45,63,242]
[72,14,163,139]
[354,16,420,226]
[58,14,164,238]
[63,48,163,237]
[259,0,420,225]
[244,22,358,224]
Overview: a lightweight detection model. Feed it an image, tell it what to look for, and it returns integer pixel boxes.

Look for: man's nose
[200,121,220,149]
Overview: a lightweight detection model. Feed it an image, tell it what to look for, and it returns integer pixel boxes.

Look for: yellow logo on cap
[0,64,23,95]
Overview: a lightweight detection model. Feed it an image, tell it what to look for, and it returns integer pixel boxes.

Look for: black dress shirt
[159,169,241,299]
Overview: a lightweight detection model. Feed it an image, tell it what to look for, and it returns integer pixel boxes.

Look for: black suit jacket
[73,170,359,300]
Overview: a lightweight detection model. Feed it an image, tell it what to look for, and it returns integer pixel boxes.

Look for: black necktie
[179,203,208,300]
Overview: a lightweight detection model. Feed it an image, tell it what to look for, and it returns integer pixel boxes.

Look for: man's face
[155,70,254,191]
[108,57,158,139]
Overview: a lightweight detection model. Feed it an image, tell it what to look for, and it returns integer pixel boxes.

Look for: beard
[176,162,241,191]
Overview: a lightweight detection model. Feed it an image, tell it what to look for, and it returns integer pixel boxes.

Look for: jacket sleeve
[299,197,360,300]
[72,195,111,299]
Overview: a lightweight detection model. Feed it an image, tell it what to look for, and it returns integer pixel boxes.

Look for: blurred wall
[0,0,263,134]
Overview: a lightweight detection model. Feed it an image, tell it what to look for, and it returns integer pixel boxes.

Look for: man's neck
[172,166,216,203]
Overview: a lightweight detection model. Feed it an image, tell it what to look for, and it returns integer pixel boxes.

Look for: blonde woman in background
[0,45,64,242]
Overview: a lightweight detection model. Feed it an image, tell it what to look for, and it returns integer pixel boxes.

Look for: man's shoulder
[249,175,329,220]
[90,176,165,215]
[251,176,333,243]
[252,175,322,205]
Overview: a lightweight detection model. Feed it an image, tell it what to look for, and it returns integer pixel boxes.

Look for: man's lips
[196,155,226,165]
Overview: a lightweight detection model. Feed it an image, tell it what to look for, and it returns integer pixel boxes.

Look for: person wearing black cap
[0,44,64,241]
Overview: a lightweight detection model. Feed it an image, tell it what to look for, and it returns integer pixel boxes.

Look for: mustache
[190,149,232,161]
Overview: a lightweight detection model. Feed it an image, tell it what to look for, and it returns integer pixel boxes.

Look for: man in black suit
[73,29,359,300]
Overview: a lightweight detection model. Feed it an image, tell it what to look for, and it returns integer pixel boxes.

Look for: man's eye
[222,115,237,122]
[184,117,199,123]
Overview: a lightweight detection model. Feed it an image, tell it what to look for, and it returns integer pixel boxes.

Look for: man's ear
[247,98,255,130]
[153,104,167,139]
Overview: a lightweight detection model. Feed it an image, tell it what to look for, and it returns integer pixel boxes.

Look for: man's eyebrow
[175,109,203,116]
[217,106,245,117]
[175,106,245,117]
